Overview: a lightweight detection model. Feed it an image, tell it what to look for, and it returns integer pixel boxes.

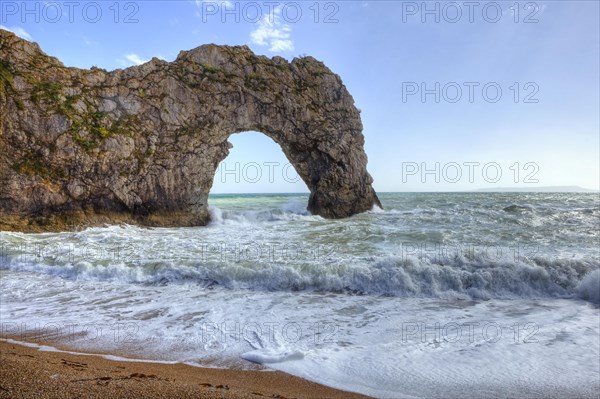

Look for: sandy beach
[0,339,371,399]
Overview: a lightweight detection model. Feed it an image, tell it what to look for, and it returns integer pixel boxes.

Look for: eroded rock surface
[0,29,381,231]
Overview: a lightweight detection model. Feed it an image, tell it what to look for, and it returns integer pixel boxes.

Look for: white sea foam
[0,338,180,365]
[208,205,223,225]
[577,269,600,303]
[1,193,599,398]
[1,250,597,302]
[207,203,320,226]
[241,349,305,364]
[1,270,598,398]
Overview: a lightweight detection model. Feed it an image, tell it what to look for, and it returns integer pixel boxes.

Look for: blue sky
[1,1,598,193]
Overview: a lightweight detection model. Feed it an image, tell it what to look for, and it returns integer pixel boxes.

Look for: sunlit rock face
[0,29,381,231]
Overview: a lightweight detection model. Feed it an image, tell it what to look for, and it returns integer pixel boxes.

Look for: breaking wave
[2,250,598,303]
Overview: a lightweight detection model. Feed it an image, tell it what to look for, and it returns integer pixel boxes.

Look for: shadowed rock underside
[0,29,381,232]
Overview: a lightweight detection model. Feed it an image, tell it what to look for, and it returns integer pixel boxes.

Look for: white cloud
[119,54,148,67]
[250,6,294,52]
[0,25,32,40]
[269,38,294,52]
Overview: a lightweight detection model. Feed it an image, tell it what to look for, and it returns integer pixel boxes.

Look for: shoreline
[0,338,371,399]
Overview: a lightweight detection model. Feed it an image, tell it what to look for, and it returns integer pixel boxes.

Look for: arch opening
[210,131,310,195]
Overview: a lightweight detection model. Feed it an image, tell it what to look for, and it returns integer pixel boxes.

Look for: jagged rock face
[0,29,381,231]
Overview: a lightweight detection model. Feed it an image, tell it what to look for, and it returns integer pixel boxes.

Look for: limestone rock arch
[0,29,381,231]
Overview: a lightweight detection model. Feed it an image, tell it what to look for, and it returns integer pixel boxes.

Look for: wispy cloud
[250,6,294,52]
[83,36,99,47]
[118,54,148,67]
[0,25,32,40]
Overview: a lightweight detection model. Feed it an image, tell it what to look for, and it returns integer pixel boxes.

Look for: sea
[1,192,599,398]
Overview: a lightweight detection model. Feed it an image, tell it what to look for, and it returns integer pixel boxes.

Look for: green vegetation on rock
[12,151,67,180]
[32,81,63,104]
[245,72,268,91]
[68,110,140,152]
[201,63,219,74]
[0,60,14,94]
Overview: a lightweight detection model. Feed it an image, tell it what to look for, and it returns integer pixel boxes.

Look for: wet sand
[0,339,371,399]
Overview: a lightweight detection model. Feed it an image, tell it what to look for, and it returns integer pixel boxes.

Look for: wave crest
[2,250,598,302]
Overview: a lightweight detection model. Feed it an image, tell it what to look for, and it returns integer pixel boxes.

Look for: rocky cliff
[0,29,381,231]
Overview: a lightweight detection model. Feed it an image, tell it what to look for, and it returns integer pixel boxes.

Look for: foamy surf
[208,202,320,226]
[2,269,598,398]
[1,247,597,302]
[242,349,305,364]
[1,193,599,398]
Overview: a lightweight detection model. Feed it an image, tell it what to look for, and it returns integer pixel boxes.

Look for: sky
[1,0,598,193]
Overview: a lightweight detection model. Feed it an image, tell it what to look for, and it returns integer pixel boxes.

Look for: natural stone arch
[0,29,381,231]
